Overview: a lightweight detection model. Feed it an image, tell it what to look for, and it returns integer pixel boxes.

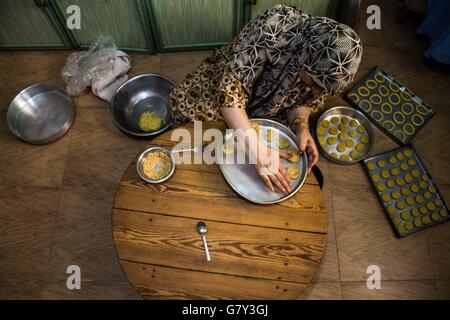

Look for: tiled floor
[1,0,449,299]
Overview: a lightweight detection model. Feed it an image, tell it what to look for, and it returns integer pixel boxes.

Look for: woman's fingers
[279,163,292,186]
[269,174,287,193]
[307,139,319,173]
[299,138,307,152]
[279,151,291,159]
[275,171,290,192]
[261,174,275,192]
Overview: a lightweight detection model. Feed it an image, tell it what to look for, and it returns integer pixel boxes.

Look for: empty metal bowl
[136,146,176,183]
[110,73,176,137]
[7,84,75,145]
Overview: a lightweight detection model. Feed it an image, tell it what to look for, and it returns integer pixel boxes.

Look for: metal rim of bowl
[7,83,75,145]
[110,73,176,137]
[136,146,176,184]
[316,106,375,165]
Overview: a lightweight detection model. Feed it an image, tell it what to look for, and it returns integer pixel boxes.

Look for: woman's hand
[295,124,319,174]
[254,142,292,193]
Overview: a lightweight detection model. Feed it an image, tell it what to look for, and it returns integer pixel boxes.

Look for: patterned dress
[170,4,362,126]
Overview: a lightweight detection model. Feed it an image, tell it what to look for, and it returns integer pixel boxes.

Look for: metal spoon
[171,144,204,154]
[197,221,211,262]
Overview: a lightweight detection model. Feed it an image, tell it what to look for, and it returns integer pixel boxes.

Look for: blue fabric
[417,0,450,64]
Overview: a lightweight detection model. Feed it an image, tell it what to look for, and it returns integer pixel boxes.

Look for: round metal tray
[217,118,308,204]
[315,106,374,165]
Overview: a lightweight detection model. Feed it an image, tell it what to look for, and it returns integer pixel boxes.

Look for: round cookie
[337,143,346,153]
[287,147,300,163]
[287,166,300,179]
[321,120,331,128]
[350,150,360,160]
[329,127,338,135]
[265,129,276,142]
[327,137,337,145]
[317,127,326,136]
[222,141,235,155]
[356,143,366,153]
[279,137,290,149]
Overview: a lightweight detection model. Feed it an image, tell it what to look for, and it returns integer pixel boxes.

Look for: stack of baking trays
[318,66,448,237]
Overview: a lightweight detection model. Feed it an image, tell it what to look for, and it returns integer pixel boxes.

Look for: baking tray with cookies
[345,66,435,145]
[363,145,449,237]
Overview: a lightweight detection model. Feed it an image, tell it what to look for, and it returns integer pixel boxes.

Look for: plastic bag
[62,37,131,102]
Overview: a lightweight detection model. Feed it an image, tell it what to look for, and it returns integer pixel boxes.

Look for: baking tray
[217,118,308,204]
[345,66,435,145]
[315,106,374,165]
[363,146,449,237]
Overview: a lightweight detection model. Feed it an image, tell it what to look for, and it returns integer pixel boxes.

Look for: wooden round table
[112,122,327,299]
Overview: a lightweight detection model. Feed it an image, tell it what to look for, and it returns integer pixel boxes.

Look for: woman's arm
[287,106,319,174]
[220,107,292,193]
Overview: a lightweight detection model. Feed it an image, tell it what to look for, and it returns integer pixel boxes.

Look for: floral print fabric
[170,4,362,126]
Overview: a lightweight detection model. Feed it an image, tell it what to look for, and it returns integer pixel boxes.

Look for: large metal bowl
[7,84,75,145]
[111,73,176,137]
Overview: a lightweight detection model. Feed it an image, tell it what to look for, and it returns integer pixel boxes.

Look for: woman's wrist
[293,122,309,134]
[290,116,311,135]
[288,106,311,133]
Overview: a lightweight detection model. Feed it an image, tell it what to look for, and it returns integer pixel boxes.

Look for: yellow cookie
[265,129,276,142]
[327,137,337,145]
[406,197,415,206]
[356,143,366,152]
[329,127,338,135]
[350,150,360,159]
[391,190,401,200]
[222,141,235,155]
[386,179,395,188]
[401,211,411,220]
[279,137,290,149]
[287,147,300,163]
[287,166,300,179]
[403,149,413,157]
[350,120,358,127]
[338,133,348,141]
[337,143,346,153]
[338,124,347,132]
[331,116,340,124]
[388,156,397,165]
[345,139,355,148]
[252,123,261,132]
[317,127,326,136]
[377,159,386,168]
[360,135,369,144]
[321,120,331,128]
[357,125,366,133]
